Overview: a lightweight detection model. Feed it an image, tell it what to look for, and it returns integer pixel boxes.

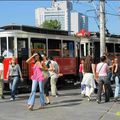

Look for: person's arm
[6,65,10,80]
[0,69,3,79]
[38,62,44,70]
[114,64,118,73]
[48,62,54,71]
[26,53,37,63]
[17,64,23,81]
[92,63,96,76]
[0,64,3,78]
[41,62,48,71]
[57,64,60,74]
[106,63,109,73]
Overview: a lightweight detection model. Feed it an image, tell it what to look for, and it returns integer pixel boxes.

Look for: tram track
[98,102,116,120]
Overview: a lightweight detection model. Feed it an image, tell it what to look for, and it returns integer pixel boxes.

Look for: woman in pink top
[96,56,109,104]
[79,59,84,80]
[26,53,45,110]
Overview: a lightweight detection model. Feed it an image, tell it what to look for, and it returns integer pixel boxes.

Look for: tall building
[35,0,72,31]
[35,0,88,34]
[81,15,88,30]
[71,11,88,34]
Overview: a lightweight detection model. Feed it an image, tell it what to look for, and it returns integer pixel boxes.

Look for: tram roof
[0,24,68,36]
[90,32,120,38]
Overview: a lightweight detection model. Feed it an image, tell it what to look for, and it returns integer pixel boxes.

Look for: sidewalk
[0,88,120,120]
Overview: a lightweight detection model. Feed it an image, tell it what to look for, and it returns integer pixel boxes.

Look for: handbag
[42,71,49,80]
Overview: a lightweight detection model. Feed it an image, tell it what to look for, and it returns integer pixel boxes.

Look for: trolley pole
[100,0,106,57]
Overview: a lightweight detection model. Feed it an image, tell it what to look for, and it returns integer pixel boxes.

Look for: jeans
[9,76,19,99]
[28,80,45,106]
[44,77,50,96]
[108,72,112,82]
[114,76,120,98]
[97,76,110,102]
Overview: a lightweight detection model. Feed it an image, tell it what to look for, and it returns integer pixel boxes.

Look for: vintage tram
[0,24,80,89]
[80,32,120,60]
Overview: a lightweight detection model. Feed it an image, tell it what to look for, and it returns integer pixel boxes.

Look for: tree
[41,20,61,30]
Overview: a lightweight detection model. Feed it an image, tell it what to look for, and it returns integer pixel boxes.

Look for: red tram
[0,25,80,87]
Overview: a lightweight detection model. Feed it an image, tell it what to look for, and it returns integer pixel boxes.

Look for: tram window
[86,43,88,56]
[17,38,28,57]
[31,38,46,55]
[115,44,120,55]
[1,37,7,57]
[63,41,74,57]
[81,44,84,57]
[48,39,61,57]
[1,37,14,57]
[8,37,14,56]
[94,42,100,59]
[106,43,114,53]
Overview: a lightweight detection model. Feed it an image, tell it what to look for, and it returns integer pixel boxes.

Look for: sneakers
[96,100,101,104]
[45,102,50,105]
[10,98,15,101]
[28,105,33,111]
[87,96,91,101]
[52,95,58,97]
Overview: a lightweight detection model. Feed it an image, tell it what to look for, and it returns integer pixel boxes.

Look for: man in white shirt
[48,57,60,97]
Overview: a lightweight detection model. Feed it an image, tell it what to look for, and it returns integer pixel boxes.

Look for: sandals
[28,105,33,111]
[87,96,91,101]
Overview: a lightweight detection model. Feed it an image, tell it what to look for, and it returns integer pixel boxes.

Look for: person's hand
[20,77,24,82]
[33,53,38,57]
[58,73,63,77]
[6,75,9,80]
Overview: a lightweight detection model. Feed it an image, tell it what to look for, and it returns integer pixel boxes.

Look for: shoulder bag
[95,63,105,80]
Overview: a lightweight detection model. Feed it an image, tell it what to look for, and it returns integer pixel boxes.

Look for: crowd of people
[0,53,120,111]
[80,54,120,104]
[0,53,61,111]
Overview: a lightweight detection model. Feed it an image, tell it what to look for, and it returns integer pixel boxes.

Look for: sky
[0,0,120,34]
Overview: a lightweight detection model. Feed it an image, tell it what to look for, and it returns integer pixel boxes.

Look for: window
[63,41,74,57]
[48,39,61,57]
[1,37,7,56]
[81,44,84,57]
[0,37,14,57]
[17,38,28,58]
[115,44,120,56]
[106,43,114,53]
[115,44,120,52]
[31,38,46,55]
[8,37,14,56]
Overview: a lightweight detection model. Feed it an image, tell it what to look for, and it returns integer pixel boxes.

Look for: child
[0,56,4,99]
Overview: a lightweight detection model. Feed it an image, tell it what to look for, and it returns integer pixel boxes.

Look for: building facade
[35,0,88,34]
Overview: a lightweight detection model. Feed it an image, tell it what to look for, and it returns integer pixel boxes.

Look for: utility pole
[100,0,106,56]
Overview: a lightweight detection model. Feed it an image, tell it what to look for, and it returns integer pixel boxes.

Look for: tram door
[17,38,28,80]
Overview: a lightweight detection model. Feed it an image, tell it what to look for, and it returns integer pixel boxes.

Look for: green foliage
[41,19,61,30]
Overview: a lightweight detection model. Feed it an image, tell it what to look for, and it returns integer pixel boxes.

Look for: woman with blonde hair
[81,55,96,101]
[113,57,120,102]
[7,57,23,101]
